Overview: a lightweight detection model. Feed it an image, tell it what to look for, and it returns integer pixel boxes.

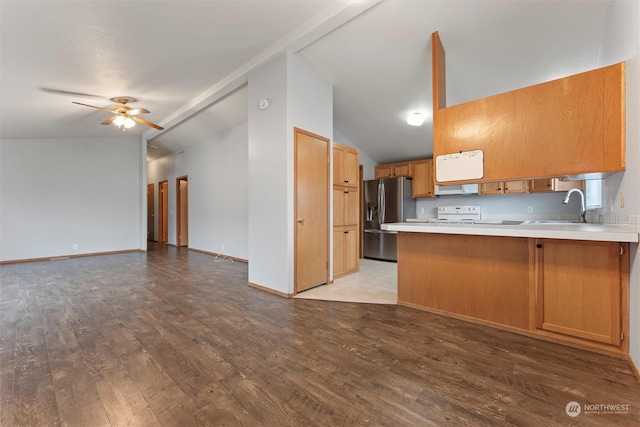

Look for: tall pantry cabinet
[333,142,360,278]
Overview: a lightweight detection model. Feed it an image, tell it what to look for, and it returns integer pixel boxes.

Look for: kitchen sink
[522,220,583,224]
[473,220,524,225]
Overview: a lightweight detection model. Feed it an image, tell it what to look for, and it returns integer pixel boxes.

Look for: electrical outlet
[73,243,78,250]
[420,208,425,214]
[527,206,533,213]
[221,243,225,250]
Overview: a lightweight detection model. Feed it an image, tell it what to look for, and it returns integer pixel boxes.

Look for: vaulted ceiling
[0,1,613,163]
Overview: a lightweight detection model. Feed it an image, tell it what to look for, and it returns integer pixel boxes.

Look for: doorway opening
[176,176,189,247]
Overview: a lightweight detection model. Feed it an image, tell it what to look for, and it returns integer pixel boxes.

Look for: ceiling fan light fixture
[407,112,425,126]
[113,115,125,127]
[113,115,135,129]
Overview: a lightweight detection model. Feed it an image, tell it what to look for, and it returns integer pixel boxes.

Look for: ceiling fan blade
[41,88,107,99]
[72,101,114,112]
[101,116,118,125]
[127,108,150,116]
[133,116,164,130]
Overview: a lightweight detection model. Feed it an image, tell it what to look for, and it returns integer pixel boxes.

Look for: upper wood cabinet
[333,142,359,188]
[375,159,435,198]
[479,180,529,195]
[432,32,625,183]
[374,164,394,179]
[392,162,412,177]
[529,178,584,193]
[434,63,625,182]
[412,159,435,198]
[375,162,413,179]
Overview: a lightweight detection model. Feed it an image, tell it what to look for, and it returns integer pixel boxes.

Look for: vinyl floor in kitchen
[1,243,639,426]
[294,258,397,304]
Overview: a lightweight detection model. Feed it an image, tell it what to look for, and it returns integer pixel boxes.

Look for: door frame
[147,183,155,241]
[293,127,330,293]
[159,180,168,244]
[176,175,189,247]
[359,164,363,258]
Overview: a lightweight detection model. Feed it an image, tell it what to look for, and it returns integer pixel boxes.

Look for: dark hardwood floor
[1,244,638,426]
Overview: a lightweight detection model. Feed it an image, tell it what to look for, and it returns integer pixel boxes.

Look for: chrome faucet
[562,188,587,223]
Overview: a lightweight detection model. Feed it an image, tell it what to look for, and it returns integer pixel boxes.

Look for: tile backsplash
[590,213,640,232]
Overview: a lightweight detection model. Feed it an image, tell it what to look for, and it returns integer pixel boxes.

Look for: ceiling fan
[72,97,164,131]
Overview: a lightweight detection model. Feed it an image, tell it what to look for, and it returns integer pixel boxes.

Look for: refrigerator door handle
[380,182,386,224]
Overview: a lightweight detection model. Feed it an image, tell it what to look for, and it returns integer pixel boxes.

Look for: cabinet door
[504,180,529,194]
[530,178,584,193]
[535,240,622,345]
[412,160,434,198]
[344,148,359,188]
[344,227,358,273]
[529,179,553,193]
[393,163,412,177]
[479,182,503,195]
[333,188,345,227]
[333,143,359,187]
[375,165,394,179]
[344,189,359,226]
[552,178,584,192]
[333,146,346,186]
[333,229,346,277]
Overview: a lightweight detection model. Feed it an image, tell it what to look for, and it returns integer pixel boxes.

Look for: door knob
[297,218,305,224]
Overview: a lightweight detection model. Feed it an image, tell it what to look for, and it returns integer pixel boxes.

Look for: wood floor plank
[10,288,60,427]
[1,244,639,426]
[41,294,111,427]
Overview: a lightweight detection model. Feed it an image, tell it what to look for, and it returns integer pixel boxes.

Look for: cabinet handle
[344,190,349,194]
[344,231,349,234]
[344,180,349,183]
[536,243,542,249]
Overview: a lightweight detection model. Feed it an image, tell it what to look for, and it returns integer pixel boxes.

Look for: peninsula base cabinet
[397,233,629,355]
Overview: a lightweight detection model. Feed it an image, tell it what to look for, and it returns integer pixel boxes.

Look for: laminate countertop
[381,221,639,243]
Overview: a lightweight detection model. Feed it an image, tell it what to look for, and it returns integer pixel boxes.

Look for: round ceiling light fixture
[407,112,425,126]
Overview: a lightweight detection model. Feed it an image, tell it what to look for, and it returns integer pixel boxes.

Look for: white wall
[247,52,333,294]
[596,0,640,370]
[248,54,290,293]
[147,123,249,260]
[0,136,143,261]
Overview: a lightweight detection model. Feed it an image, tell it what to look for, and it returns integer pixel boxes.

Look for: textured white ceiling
[0,0,615,164]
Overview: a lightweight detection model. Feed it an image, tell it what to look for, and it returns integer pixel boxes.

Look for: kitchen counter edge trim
[382,222,639,243]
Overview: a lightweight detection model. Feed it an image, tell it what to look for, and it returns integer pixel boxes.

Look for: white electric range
[428,206,481,224]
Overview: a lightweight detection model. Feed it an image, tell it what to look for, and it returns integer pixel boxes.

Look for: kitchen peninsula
[383,221,638,356]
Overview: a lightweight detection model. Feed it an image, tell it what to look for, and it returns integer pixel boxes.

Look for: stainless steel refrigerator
[363,177,415,261]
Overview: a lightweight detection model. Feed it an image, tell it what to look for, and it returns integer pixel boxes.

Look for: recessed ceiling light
[407,112,425,126]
